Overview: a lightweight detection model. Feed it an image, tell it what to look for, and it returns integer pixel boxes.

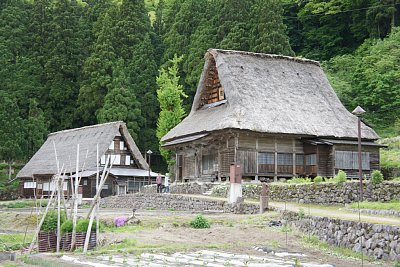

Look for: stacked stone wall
[283,211,400,261]
[212,181,400,204]
[101,193,259,214]
[141,182,217,195]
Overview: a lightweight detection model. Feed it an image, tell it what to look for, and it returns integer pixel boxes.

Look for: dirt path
[177,194,400,226]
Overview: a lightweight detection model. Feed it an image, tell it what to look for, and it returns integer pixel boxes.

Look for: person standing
[156,173,162,193]
[164,173,169,193]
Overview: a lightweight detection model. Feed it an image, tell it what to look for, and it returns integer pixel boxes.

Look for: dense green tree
[26,99,48,159]
[44,0,87,131]
[325,27,400,133]
[0,93,25,179]
[250,0,294,56]
[97,59,142,140]
[77,11,116,125]
[156,55,187,164]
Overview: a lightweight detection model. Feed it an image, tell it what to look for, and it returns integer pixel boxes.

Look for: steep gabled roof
[17,121,148,178]
[162,49,379,142]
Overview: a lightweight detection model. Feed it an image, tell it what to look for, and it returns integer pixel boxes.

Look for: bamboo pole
[56,175,61,253]
[95,144,99,246]
[71,144,80,250]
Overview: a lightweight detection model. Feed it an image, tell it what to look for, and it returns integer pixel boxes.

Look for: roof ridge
[48,121,124,136]
[208,48,320,66]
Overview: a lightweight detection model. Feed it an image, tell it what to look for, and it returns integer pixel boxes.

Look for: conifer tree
[250,0,294,56]
[44,0,86,131]
[97,59,142,141]
[156,55,187,164]
[26,99,48,159]
[0,92,24,179]
[78,11,116,125]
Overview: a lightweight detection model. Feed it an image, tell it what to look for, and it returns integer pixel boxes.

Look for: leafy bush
[334,170,347,184]
[324,177,334,182]
[313,176,323,183]
[41,210,66,231]
[371,170,384,184]
[190,214,210,229]
[76,219,97,233]
[60,219,73,234]
[287,177,312,184]
[392,177,400,182]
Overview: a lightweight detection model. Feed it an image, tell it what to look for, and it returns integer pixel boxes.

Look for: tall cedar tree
[78,10,117,125]
[97,59,142,141]
[250,0,294,56]
[114,0,159,152]
[44,0,86,131]
[0,93,25,179]
[156,55,187,164]
[26,99,48,159]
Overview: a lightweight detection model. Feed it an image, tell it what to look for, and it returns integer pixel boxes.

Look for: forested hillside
[0,0,399,169]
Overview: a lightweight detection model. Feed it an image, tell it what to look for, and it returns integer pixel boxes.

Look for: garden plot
[61,250,334,267]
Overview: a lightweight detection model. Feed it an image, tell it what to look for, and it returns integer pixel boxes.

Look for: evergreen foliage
[97,59,142,141]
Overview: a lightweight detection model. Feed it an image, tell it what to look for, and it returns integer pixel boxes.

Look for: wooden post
[260,182,269,213]
[71,144,80,250]
[56,175,61,253]
[95,144,99,246]
[274,137,278,182]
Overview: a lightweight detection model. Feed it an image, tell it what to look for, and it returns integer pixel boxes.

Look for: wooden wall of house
[333,144,380,178]
[317,145,334,177]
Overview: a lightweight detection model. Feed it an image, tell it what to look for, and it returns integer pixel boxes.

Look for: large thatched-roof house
[17,121,158,198]
[161,49,383,182]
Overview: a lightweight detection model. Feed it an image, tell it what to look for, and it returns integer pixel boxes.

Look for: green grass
[379,137,400,169]
[2,199,48,209]
[348,200,400,211]
[102,223,154,233]
[21,256,77,267]
[0,233,33,251]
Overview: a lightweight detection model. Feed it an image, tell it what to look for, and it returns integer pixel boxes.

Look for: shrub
[61,220,73,234]
[41,210,66,231]
[76,219,97,233]
[334,170,347,184]
[287,177,312,184]
[371,170,384,184]
[314,176,323,183]
[190,214,210,229]
[298,208,305,219]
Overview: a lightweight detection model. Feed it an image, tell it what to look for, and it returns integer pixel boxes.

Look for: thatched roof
[17,121,148,178]
[162,49,379,143]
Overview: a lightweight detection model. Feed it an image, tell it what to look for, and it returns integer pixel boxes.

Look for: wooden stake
[71,144,80,250]
[95,144,99,246]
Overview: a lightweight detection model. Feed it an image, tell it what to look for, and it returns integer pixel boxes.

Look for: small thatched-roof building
[18,121,157,198]
[162,49,383,182]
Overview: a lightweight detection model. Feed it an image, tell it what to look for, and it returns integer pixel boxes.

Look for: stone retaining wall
[101,193,259,214]
[212,181,400,204]
[283,211,400,261]
[141,182,217,195]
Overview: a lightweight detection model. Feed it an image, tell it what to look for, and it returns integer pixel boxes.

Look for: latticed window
[305,154,317,165]
[258,152,274,164]
[295,154,304,166]
[202,154,216,174]
[277,153,293,165]
[335,151,370,170]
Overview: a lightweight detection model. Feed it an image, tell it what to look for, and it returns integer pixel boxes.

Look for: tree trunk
[8,160,12,181]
